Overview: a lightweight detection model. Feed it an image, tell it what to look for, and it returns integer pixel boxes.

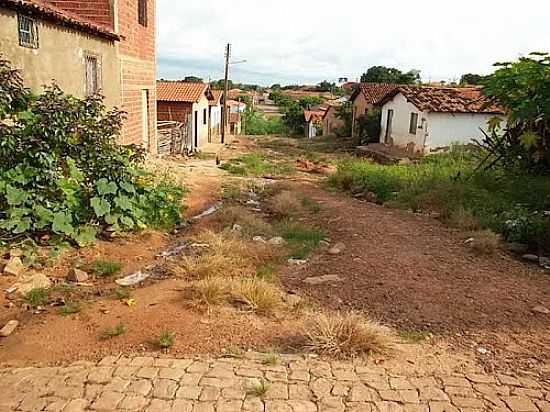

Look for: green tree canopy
[183,76,203,83]
[360,66,420,84]
[460,73,488,85]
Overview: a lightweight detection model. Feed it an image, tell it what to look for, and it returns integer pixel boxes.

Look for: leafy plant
[90,259,122,277]
[0,58,185,246]
[114,287,130,300]
[24,288,49,308]
[101,322,126,339]
[247,380,270,398]
[60,301,81,316]
[157,331,176,349]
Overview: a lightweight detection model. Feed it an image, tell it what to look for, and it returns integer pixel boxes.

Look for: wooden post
[221,43,230,144]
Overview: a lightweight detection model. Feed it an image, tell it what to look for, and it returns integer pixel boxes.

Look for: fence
[157,116,192,155]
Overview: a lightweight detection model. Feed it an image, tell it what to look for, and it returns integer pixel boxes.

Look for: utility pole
[221,43,231,144]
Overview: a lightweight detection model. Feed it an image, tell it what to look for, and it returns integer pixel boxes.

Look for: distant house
[208,89,223,143]
[322,104,345,136]
[0,0,157,152]
[156,81,212,150]
[229,113,242,135]
[227,99,247,113]
[304,110,325,138]
[378,86,504,153]
[350,83,399,136]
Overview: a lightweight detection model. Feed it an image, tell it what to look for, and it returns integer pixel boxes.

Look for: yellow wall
[0,8,120,108]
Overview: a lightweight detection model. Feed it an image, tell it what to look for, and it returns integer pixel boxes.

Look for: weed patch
[157,331,176,349]
[25,288,49,308]
[269,191,303,218]
[467,230,501,255]
[398,329,431,343]
[101,323,126,340]
[302,312,394,358]
[279,222,325,259]
[59,301,81,316]
[90,259,123,277]
[221,154,292,177]
[215,206,273,237]
[247,380,269,398]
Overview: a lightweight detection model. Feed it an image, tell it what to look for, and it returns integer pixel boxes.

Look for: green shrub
[279,222,325,259]
[221,154,292,177]
[329,147,550,251]
[24,288,49,307]
[244,111,286,135]
[0,58,184,247]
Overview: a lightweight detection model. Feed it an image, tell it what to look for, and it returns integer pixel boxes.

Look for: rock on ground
[0,320,19,337]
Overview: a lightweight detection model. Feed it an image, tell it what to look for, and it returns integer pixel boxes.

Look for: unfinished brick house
[0,0,157,152]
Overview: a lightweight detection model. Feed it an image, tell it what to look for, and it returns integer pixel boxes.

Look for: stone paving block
[409,377,438,389]
[217,399,244,411]
[87,367,114,384]
[374,401,404,412]
[288,399,317,412]
[53,384,84,400]
[266,371,288,382]
[399,389,420,404]
[332,369,359,381]
[130,356,155,367]
[172,399,193,412]
[199,386,220,401]
[192,401,216,412]
[264,382,289,400]
[44,397,68,412]
[136,367,160,380]
[310,377,334,398]
[176,385,202,400]
[503,396,538,411]
[98,356,119,366]
[154,358,173,368]
[242,397,265,411]
[346,402,376,411]
[331,381,351,396]
[187,361,209,373]
[440,377,471,388]
[401,405,429,412]
[536,400,550,412]
[497,375,521,387]
[319,396,345,412]
[199,376,237,388]
[289,383,313,400]
[450,396,484,409]
[62,399,89,412]
[379,390,403,402]
[84,384,103,400]
[113,366,139,379]
[146,398,173,412]
[181,373,204,386]
[289,370,310,382]
[418,386,449,401]
[348,383,378,402]
[18,395,48,412]
[265,400,293,412]
[206,368,235,379]
[518,378,541,389]
[428,401,459,412]
[159,367,187,381]
[445,386,475,398]
[153,378,178,399]
[127,379,153,396]
[119,394,149,410]
[221,387,247,400]
[475,383,509,396]
[512,387,543,399]
[104,376,130,392]
[237,368,265,378]
[90,390,124,410]
[389,377,415,390]
[171,359,194,370]
[465,374,496,384]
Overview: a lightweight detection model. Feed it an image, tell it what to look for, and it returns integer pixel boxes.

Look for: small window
[138,0,148,26]
[203,108,207,125]
[85,54,101,96]
[18,14,39,48]
[409,113,419,134]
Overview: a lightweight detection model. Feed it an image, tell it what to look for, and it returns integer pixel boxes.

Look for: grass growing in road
[279,221,325,259]
[90,259,123,277]
[398,329,431,343]
[101,323,126,340]
[329,147,550,252]
[221,154,292,177]
[25,288,49,308]
[59,301,81,316]
[247,380,270,398]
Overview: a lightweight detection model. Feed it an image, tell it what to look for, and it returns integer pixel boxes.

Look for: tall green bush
[0,58,184,246]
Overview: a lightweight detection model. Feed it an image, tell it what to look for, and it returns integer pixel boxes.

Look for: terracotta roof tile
[0,0,119,40]
[156,81,209,103]
[304,110,324,122]
[352,83,400,105]
[208,90,223,105]
[391,86,504,114]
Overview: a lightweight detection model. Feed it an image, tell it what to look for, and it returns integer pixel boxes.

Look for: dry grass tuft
[302,312,394,358]
[446,206,480,231]
[231,278,284,316]
[216,206,274,237]
[269,190,303,217]
[188,277,286,316]
[468,230,500,255]
[169,230,278,280]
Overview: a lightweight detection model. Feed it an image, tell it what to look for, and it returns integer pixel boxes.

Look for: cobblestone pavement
[1,353,549,412]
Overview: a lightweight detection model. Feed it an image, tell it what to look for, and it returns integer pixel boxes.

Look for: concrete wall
[192,94,210,149]
[116,0,157,152]
[323,106,345,136]
[0,8,120,108]
[379,93,427,152]
[426,112,501,150]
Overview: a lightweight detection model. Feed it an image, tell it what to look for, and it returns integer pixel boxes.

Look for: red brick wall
[116,0,157,153]
[47,0,113,28]
[157,102,192,123]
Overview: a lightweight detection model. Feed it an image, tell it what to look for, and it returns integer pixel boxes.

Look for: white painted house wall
[192,94,210,149]
[425,112,499,150]
[379,92,503,153]
[379,93,427,150]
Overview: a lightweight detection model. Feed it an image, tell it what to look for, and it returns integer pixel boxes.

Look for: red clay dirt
[279,182,550,374]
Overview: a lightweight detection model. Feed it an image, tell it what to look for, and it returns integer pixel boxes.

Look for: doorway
[385,109,394,144]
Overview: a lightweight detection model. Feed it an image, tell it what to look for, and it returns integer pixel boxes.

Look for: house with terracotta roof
[208,89,223,142]
[0,0,157,152]
[156,81,214,150]
[350,83,399,137]
[378,86,504,153]
[322,104,345,136]
[304,109,325,138]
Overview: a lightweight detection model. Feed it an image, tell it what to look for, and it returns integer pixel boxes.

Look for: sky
[157,0,550,86]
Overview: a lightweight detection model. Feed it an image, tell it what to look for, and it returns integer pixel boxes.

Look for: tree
[477,52,550,174]
[297,96,322,109]
[183,76,203,83]
[335,101,353,137]
[317,80,335,92]
[282,102,305,136]
[460,73,487,85]
[360,66,420,84]
[271,84,281,90]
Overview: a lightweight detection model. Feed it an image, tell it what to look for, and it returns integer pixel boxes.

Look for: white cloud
[157,0,550,85]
